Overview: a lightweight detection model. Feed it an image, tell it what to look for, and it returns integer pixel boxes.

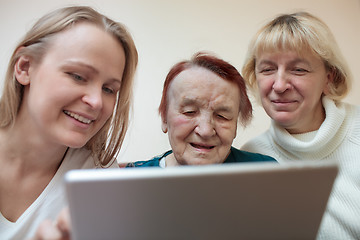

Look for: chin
[271,114,296,127]
[188,158,216,166]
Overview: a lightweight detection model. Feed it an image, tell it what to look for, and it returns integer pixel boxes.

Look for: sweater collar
[270,96,347,160]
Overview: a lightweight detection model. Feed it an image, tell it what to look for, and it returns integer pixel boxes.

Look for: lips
[270,99,298,111]
[190,143,215,150]
[271,99,297,104]
[64,110,93,124]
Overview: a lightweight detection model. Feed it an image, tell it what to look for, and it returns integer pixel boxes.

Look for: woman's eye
[217,114,228,120]
[183,110,196,116]
[260,68,275,74]
[292,68,309,75]
[67,72,85,81]
[102,86,115,94]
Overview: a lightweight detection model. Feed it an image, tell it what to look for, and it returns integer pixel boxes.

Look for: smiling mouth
[64,110,93,124]
[191,143,215,150]
[272,99,297,104]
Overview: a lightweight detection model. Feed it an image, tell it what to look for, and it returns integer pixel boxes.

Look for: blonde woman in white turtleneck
[241,12,360,240]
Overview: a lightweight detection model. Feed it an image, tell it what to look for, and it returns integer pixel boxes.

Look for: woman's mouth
[64,110,93,124]
[270,99,298,110]
[190,143,215,150]
[271,99,297,104]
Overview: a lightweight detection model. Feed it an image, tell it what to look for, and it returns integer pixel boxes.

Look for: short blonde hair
[0,6,138,167]
[242,12,351,102]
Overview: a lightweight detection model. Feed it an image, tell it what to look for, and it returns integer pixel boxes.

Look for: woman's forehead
[168,68,239,107]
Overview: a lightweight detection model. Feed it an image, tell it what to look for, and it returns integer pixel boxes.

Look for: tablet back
[65,161,337,240]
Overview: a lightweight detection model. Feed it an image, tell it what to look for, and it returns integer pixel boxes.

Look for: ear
[14,55,31,86]
[161,117,168,133]
[323,68,335,95]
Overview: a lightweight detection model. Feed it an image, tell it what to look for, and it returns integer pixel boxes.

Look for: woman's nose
[194,115,216,138]
[272,72,291,93]
[82,87,103,110]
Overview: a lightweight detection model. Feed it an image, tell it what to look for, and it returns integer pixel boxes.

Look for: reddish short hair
[159,52,253,126]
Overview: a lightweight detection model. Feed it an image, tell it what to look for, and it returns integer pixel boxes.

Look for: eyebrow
[257,58,310,66]
[63,60,98,73]
[181,98,197,106]
[215,106,233,113]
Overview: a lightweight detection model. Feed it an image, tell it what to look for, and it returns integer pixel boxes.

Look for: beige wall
[1,0,359,163]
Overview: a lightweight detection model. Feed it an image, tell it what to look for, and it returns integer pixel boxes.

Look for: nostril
[272,80,291,93]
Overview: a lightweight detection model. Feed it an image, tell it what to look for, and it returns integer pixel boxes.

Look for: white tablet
[65,161,338,240]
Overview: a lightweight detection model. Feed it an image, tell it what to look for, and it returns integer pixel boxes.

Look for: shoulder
[126,159,161,167]
[227,147,277,163]
[62,148,97,169]
[125,150,172,168]
[345,102,360,143]
[241,131,273,154]
[66,147,92,160]
[346,102,360,122]
[66,148,121,169]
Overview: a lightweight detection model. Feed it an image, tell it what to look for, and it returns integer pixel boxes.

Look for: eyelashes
[66,72,117,95]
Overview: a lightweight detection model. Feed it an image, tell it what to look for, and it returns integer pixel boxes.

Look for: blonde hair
[242,11,351,102]
[0,6,138,167]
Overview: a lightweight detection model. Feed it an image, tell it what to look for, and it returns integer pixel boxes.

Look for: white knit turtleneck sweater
[241,96,360,240]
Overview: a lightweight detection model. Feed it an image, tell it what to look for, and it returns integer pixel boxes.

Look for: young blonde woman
[0,6,137,239]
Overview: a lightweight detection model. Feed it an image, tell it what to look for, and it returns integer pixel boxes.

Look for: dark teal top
[126,147,276,167]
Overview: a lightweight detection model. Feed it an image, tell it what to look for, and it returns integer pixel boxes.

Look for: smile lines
[64,110,93,124]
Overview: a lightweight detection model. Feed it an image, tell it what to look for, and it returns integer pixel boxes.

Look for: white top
[241,96,360,240]
[0,147,118,240]
[159,157,166,168]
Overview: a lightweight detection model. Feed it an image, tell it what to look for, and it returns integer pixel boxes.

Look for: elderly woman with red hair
[127,52,276,167]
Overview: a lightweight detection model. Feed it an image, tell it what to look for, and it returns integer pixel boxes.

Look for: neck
[0,123,68,176]
[286,105,326,134]
[165,153,181,167]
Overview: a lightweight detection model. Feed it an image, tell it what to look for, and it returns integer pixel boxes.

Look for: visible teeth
[191,143,214,149]
[64,110,92,124]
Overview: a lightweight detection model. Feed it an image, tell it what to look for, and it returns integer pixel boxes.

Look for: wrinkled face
[17,22,126,148]
[162,67,240,166]
[255,49,332,134]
